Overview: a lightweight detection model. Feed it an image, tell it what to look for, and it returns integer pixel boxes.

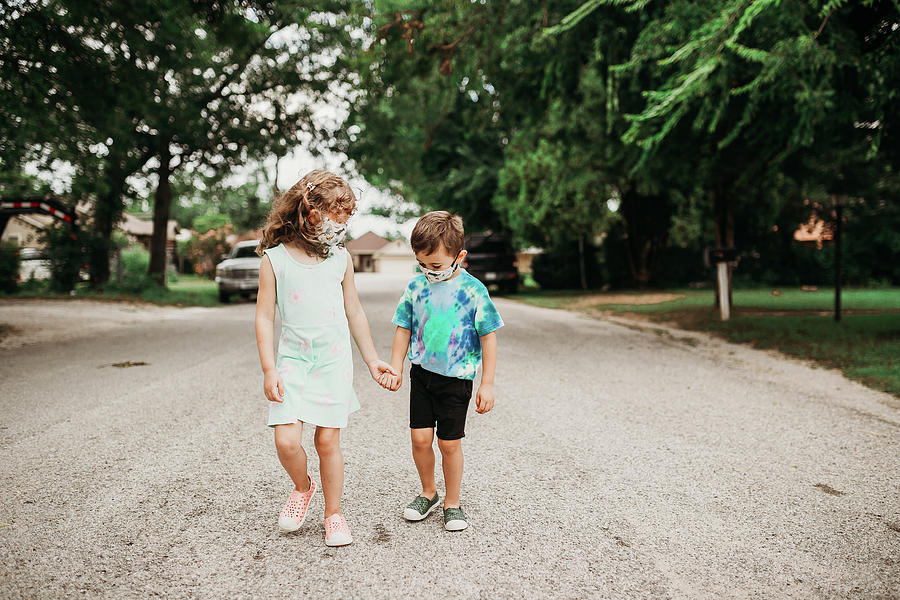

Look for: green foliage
[107,246,158,294]
[531,240,603,290]
[0,242,20,293]
[167,169,272,233]
[41,225,84,293]
[193,213,232,235]
[5,0,362,284]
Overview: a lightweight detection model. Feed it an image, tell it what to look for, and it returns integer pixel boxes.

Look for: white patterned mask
[421,251,467,284]
[316,217,347,247]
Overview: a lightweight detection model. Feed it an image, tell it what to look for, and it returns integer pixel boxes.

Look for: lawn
[5,274,221,306]
[512,287,900,397]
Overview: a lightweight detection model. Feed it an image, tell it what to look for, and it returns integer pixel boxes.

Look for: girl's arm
[475,331,497,414]
[255,254,284,403]
[341,253,396,382]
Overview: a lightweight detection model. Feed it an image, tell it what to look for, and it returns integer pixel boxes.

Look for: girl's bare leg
[314,427,344,517]
[273,422,310,492]
[411,428,437,498]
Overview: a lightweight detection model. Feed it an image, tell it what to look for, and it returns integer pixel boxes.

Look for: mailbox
[703,247,740,266]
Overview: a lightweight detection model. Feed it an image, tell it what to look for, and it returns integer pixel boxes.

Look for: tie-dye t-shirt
[392,270,504,380]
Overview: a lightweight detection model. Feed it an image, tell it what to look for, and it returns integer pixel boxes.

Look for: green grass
[699,313,900,396]
[511,286,900,397]
[2,274,221,306]
[514,287,900,313]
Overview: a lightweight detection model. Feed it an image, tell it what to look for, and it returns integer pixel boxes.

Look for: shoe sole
[278,483,316,532]
[402,499,440,522]
[444,519,468,531]
[325,533,353,547]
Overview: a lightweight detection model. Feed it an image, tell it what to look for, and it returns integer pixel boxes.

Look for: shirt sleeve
[392,282,414,329]
[474,286,504,336]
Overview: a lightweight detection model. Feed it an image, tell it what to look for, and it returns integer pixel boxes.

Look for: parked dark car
[463,232,518,294]
[215,240,260,302]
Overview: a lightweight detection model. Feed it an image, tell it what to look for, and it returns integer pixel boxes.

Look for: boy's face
[415,244,464,273]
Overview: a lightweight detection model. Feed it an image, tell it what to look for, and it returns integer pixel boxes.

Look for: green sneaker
[403,493,440,521]
[443,507,468,531]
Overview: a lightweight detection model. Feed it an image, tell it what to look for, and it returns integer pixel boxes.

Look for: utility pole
[834,199,843,322]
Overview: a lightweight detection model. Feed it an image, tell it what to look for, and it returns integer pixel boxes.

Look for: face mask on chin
[422,251,467,284]
[315,217,348,248]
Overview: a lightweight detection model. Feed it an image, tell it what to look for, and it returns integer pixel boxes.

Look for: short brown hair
[258,169,356,258]
[410,211,465,256]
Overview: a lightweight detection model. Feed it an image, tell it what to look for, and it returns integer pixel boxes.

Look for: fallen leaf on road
[110,361,150,368]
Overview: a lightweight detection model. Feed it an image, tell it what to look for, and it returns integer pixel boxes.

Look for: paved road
[1,275,898,599]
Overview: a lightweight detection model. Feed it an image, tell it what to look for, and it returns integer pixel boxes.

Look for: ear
[305,207,322,227]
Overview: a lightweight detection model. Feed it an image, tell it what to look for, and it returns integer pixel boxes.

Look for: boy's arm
[475,331,497,414]
[383,326,411,391]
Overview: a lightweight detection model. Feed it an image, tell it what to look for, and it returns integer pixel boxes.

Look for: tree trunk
[577,235,588,290]
[620,189,671,289]
[89,187,122,288]
[148,144,172,286]
[89,144,155,287]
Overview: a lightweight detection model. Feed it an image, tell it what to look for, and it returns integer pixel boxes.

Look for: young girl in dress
[255,169,395,546]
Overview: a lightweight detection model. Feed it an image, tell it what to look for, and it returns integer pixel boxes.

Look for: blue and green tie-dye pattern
[392,270,503,380]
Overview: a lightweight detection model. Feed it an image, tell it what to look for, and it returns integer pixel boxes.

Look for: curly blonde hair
[258,169,357,258]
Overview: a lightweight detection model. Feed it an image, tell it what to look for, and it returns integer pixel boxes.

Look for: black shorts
[409,363,474,441]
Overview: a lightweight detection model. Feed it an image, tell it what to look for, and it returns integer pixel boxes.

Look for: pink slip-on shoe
[324,513,352,547]
[278,476,316,532]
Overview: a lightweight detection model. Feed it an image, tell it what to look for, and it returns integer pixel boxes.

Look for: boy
[379,211,503,531]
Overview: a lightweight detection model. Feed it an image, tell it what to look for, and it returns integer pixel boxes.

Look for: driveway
[1,273,898,598]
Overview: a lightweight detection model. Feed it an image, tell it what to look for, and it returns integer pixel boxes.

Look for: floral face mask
[421,251,467,284]
[316,217,348,247]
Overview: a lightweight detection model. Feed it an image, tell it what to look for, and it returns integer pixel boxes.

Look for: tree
[345,2,705,288]
[561,0,900,308]
[3,1,361,285]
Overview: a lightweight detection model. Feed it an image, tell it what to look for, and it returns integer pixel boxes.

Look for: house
[345,231,390,272]
[373,239,417,275]
[1,213,51,248]
[118,212,181,250]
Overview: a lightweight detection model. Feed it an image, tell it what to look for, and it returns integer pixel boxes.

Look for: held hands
[475,383,495,414]
[377,364,403,391]
[263,369,285,403]
[368,359,399,390]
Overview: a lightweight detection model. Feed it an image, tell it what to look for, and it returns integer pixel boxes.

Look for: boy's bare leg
[411,428,437,498]
[273,422,310,492]
[315,427,344,518]
[437,438,463,508]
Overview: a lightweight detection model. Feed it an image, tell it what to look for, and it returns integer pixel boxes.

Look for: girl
[255,169,395,546]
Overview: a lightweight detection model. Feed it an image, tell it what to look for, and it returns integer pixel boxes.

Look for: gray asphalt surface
[1,274,898,599]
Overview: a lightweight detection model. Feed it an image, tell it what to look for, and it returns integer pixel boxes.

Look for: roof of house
[345,231,390,254]
[373,239,415,258]
[119,212,180,239]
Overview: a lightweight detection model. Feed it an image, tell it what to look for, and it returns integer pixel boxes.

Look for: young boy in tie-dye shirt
[379,211,503,532]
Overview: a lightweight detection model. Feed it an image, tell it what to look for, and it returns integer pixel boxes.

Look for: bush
[108,245,157,293]
[532,239,603,290]
[42,225,84,293]
[0,242,20,293]
[184,225,232,277]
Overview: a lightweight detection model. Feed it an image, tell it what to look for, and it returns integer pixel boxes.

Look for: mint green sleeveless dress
[264,244,359,429]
